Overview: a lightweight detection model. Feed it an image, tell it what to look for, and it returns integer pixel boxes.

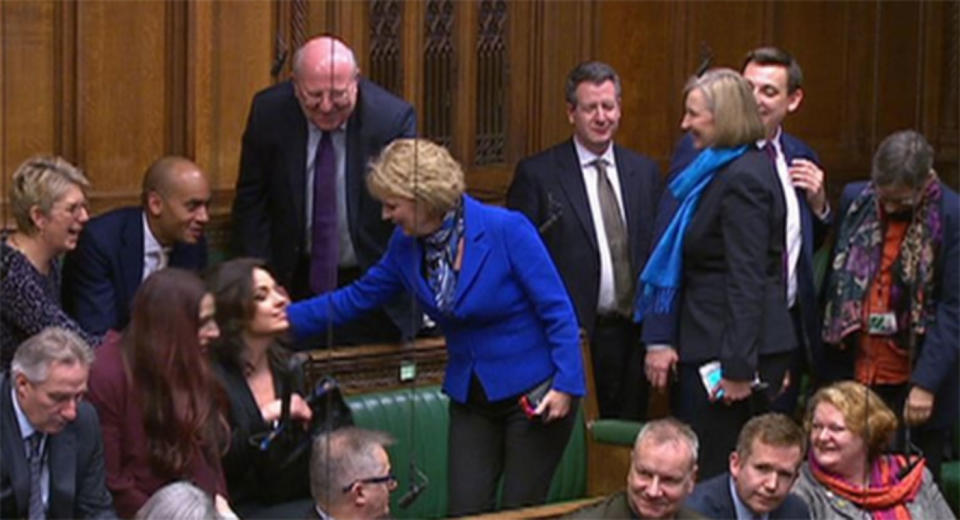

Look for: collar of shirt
[314,504,335,520]
[11,384,37,441]
[142,212,169,261]
[756,126,784,158]
[729,475,768,520]
[573,137,616,170]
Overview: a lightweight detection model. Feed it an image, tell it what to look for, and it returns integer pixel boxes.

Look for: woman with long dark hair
[87,268,229,517]
[206,258,315,518]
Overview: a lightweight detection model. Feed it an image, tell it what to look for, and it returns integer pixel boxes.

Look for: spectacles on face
[300,82,356,110]
[341,472,397,493]
[53,200,90,218]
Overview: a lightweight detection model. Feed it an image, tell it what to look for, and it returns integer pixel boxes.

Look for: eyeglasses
[341,472,397,493]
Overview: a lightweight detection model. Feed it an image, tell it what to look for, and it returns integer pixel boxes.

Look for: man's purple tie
[310,131,339,294]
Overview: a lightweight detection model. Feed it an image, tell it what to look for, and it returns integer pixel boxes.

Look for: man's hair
[735,413,806,460]
[564,61,622,106]
[293,35,358,78]
[134,481,221,520]
[11,327,94,383]
[310,427,395,508]
[804,381,898,460]
[683,68,765,148]
[743,46,804,93]
[871,129,934,189]
[140,156,201,204]
[635,417,699,471]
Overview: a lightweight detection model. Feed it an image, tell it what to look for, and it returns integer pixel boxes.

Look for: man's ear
[786,87,804,114]
[566,102,577,125]
[146,191,164,217]
[729,451,741,478]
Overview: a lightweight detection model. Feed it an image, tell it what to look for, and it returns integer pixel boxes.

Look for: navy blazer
[686,473,810,519]
[647,132,830,369]
[62,207,207,336]
[287,195,585,403]
[0,374,116,519]
[506,139,662,336]
[231,78,418,338]
[824,181,959,428]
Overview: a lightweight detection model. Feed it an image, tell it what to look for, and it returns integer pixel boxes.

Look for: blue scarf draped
[422,200,465,315]
[634,146,748,323]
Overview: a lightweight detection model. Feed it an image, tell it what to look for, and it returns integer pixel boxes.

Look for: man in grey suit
[1,327,115,519]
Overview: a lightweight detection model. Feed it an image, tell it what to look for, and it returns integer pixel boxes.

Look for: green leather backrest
[346,386,586,519]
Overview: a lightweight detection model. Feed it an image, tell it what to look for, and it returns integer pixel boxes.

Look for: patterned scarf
[634,146,748,322]
[422,199,465,315]
[822,175,942,346]
[809,453,925,520]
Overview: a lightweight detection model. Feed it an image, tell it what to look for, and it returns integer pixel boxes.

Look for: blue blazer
[824,181,959,428]
[0,374,116,519]
[685,473,810,519]
[62,206,207,336]
[646,133,830,368]
[287,195,585,403]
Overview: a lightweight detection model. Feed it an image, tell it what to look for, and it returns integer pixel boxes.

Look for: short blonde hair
[683,68,764,148]
[366,138,465,216]
[804,381,898,460]
[9,155,90,235]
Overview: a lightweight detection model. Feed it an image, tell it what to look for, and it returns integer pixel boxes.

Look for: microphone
[538,192,563,234]
[271,35,288,78]
[397,464,429,509]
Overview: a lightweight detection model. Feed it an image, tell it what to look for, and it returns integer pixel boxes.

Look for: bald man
[232,35,418,345]
[62,156,210,336]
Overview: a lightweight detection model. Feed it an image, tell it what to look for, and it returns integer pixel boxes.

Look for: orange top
[856,220,911,385]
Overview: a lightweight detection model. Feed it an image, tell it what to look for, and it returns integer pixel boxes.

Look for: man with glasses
[568,418,702,519]
[309,427,396,520]
[821,129,959,481]
[1,327,116,519]
[63,157,211,336]
[232,35,418,345]
[686,413,809,519]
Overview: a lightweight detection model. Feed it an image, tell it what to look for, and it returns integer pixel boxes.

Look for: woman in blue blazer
[287,138,585,516]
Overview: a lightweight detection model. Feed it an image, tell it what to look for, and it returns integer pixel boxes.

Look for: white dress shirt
[142,213,169,281]
[12,385,49,511]
[759,128,801,308]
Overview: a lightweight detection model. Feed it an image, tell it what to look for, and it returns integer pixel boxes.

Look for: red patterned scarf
[810,453,925,520]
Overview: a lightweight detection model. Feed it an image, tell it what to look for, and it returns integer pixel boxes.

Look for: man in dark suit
[1,327,115,519]
[568,419,703,519]
[507,61,662,419]
[232,35,418,345]
[654,47,831,414]
[62,156,209,336]
[686,413,810,520]
[308,427,395,520]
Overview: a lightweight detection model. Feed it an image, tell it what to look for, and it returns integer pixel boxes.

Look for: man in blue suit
[507,61,662,420]
[685,413,810,520]
[648,48,831,413]
[231,35,418,345]
[1,327,116,519]
[62,156,209,336]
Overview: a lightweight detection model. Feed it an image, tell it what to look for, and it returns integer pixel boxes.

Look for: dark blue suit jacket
[287,195,585,403]
[647,133,830,371]
[506,139,662,336]
[231,78,418,338]
[824,181,959,428]
[0,374,116,519]
[62,206,207,336]
[686,473,810,519]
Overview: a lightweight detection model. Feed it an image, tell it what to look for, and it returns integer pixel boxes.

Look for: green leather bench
[346,385,587,519]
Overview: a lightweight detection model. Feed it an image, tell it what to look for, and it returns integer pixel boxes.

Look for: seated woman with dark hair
[792,381,952,518]
[206,258,316,518]
[87,268,229,518]
[1,155,98,368]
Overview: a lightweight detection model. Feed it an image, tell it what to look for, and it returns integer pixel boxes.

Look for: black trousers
[447,377,579,516]
[591,314,648,420]
[770,305,806,416]
[672,351,793,481]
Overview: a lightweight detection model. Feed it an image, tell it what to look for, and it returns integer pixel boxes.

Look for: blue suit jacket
[62,206,207,336]
[824,181,959,428]
[287,195,585,403]
[686,473,810,519]
[231,78,419,338]
[646,133,830,369]
[0,374,116,519]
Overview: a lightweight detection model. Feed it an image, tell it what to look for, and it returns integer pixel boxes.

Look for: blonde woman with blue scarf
[636,69,800,479]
